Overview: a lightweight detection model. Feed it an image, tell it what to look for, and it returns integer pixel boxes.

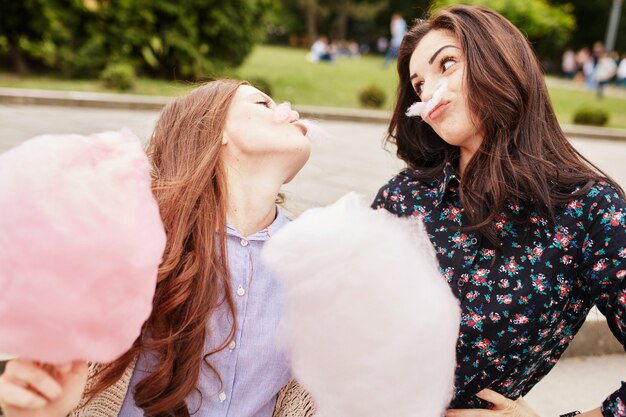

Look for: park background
[1,0,626,128]
[1,2,626,415]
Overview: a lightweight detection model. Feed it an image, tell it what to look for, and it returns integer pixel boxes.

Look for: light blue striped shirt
[119,208,291,416]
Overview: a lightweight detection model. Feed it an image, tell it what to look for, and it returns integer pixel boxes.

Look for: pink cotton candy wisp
[0,129,166,364]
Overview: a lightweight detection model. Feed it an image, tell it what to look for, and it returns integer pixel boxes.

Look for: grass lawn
[1,45,626,129]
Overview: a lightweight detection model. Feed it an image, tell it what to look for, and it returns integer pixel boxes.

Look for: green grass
[234,45,399,109]
[545,82,626,129]
[1,45,626,129]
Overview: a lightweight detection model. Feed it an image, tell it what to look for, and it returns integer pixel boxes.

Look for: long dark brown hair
[86,79,247,416]
[389,5,623,246]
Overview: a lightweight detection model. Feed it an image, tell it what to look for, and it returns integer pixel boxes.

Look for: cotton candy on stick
[0,129,165,364]
[406,78,449,118]
[262,193,460,417]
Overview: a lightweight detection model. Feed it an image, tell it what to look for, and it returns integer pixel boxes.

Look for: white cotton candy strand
[406,78,449,118]
[275,102,332,144]
[300,119,332,144]
[262,193,460,417]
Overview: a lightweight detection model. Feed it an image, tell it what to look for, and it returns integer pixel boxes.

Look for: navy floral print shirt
[372,163,626,417]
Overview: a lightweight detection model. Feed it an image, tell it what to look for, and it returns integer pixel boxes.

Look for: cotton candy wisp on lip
[406,77,449,118]
[276,101,332,143]
[262,193,460,417]
[0,129,166,364]
[299,119,332,144]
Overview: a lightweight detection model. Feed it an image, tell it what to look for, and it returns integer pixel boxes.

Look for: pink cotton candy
[0,129,166,364]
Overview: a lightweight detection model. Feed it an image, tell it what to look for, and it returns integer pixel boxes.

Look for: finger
[0,378,48,409]
[476,389,511,407]
[65,361,89,384]
[55,363,73,374]
[446,408,500,417]
[4,360,62,400]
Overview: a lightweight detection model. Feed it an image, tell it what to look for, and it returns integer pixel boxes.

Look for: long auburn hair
[389,5,623,246]
[86,79,247,416]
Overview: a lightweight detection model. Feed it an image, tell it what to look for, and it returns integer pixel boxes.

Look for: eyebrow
[409,45,460,81]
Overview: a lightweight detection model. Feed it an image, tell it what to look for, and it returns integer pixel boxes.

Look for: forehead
[233,84,266,102]
[409,29,460,71]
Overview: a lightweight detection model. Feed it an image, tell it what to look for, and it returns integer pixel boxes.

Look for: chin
[284,154,311,184]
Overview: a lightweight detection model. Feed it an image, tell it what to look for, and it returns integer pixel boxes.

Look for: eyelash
[414,56,456,96]
[256,100,271,108]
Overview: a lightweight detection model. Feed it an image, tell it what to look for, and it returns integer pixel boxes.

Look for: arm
[579,183,626,417]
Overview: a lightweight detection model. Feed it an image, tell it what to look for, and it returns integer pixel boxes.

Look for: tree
[552,0,626,51]
[432,0,576,58]
[0,0,61,74]
[0,0,278,80]
[328,0,388,41]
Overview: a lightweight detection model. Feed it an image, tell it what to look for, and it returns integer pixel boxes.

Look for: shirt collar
[436,162,460,206]
[225,206,288,241]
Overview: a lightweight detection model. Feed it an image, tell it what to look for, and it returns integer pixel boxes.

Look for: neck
[225,168,281,237]
[458,137,482,176]
[458,150,472,176]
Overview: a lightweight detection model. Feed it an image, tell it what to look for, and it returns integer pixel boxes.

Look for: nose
[420,78,448,104]
[419,81,435,103]
[275,102,300,123]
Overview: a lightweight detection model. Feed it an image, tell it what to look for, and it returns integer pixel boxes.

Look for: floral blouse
[372,163,626,417]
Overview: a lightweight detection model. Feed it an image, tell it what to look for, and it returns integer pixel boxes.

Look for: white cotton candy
[406,78,449,118]
[300,119,332,144]
[262,193,460,417]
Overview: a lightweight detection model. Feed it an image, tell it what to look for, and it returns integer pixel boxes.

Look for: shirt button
[218,392,227,402]
[470,238,478,245]
[228,340,236,350]
[457,278,467,288]
[240,238,249,247]
[236,285,246,296]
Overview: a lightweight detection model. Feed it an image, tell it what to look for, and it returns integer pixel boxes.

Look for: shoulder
[572,181,626,233]
[372,169,436,214]
[581,181,625,214]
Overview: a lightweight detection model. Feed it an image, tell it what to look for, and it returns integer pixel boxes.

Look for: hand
[446,389,541,417]
[0,359,88,417]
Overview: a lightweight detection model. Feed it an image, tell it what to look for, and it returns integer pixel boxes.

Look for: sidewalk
[1,87,626,142]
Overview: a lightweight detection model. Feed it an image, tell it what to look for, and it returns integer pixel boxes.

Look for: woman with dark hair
[373,5,625,417]
[0,79,312,417]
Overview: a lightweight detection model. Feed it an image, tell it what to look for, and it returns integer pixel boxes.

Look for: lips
[292,121,308,135]
[427,100,450,120]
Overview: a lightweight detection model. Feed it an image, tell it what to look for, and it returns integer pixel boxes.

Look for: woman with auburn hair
[373,5,625,417]
[0,79,312,417]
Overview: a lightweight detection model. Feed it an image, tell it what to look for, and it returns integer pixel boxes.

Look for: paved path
[0,104,624,415]
[1,104,625,216]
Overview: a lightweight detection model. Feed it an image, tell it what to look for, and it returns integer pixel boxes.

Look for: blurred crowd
[562,41,626,98]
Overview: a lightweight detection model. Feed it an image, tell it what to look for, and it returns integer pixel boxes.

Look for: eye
[441,57,456,72]
[256,100,271,108]
[414,81,424,96]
